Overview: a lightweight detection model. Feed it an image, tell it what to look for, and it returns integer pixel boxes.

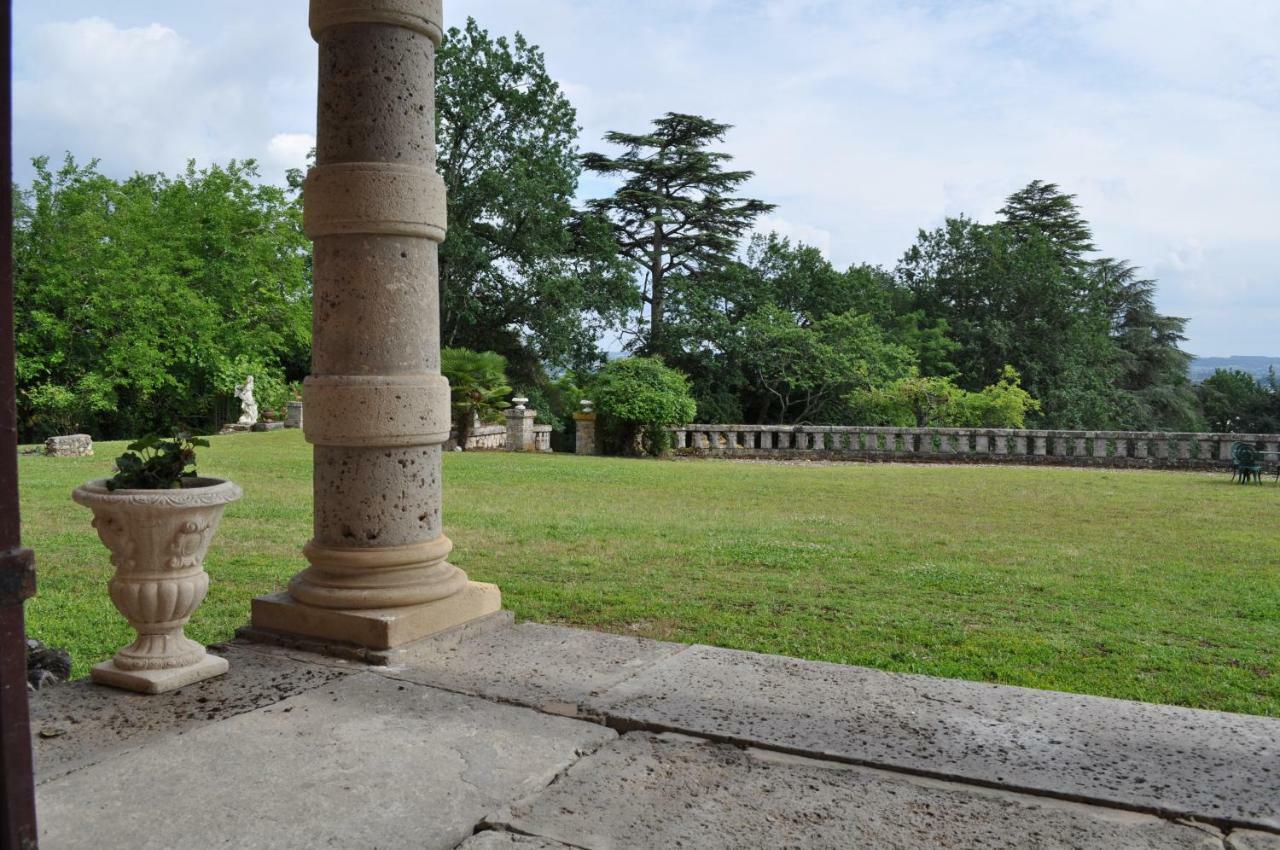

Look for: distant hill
[1189,356,1280,383]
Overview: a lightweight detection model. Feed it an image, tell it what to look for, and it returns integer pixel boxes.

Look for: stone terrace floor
[29,615,1280,849]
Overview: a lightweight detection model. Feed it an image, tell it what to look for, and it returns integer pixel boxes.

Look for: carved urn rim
[72,477,243,510]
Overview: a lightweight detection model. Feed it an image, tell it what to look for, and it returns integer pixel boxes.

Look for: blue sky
[13,0,1280,355]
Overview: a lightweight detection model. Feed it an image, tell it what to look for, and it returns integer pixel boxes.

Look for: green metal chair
[1232,443,1264,484]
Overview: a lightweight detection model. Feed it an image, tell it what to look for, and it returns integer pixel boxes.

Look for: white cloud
[15,18,214,167]
[13,4,315,183]
[12,0,1280,354]
[266,133,315,173]
[754,216,833,258]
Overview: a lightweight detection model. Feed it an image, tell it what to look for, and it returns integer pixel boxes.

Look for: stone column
[505,399,536,452]
[576,414,599,455]
[574,400,598,455]
[251,0,499,650]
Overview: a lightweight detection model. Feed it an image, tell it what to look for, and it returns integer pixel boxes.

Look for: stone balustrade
[534,425,552,452]
[460,425,505,450]
[447,423,552,452]
[669,425,1280,470]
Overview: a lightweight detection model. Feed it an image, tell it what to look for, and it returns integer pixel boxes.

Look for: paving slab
[489,732,1223,850]
[29,644,351,781]
[383,622,687,716]
[37,672,616,850]
[1229,832,1280,850]
[587,644,1280,830]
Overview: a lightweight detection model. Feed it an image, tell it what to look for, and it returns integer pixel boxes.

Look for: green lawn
[18,429,1280,716]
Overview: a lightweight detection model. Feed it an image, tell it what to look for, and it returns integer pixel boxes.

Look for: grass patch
[19,429,1280,716]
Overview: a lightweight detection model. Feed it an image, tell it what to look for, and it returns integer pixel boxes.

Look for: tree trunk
[648,223,664,356]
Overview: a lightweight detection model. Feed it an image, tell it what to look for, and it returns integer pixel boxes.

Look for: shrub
[23,382,87,439]
[954,366,1041,428]
[593,357,696,456]
[849,366,1039,429]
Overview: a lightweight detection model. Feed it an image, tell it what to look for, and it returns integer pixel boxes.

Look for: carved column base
[91,653,229,695]
[249,581,500,650]
[287,536,467,609]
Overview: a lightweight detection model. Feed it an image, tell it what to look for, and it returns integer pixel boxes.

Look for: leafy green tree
[514,373,585,436]
[436,19,634,382]
[583,113,775,357]
[956,366,1042,427]
[592,357,697,456]
[1196,369,1275,433]
[736,306,914,424]
[440,347,512,448]
[997,180,1096,267]
[1094,258,1201,430]
[738,236,958,378]
[896,210,1120,429]
[848,375,965,428]
[658,234,956,423]
[849,366,1039,428]
[13,155,310,440]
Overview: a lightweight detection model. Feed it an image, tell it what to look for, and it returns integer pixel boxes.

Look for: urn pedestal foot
[249,581,500,650]
[90,652,229,695]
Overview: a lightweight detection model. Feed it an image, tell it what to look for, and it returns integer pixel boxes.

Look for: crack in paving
[594,707,1265,838]
[367,662,1252,841]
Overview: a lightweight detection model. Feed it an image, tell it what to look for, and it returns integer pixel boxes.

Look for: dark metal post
[0,0,39,844]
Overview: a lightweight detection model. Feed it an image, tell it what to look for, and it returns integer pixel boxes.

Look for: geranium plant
[107,433,210,491]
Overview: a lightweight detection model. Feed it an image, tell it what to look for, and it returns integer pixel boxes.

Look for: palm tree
[441,348,511,449]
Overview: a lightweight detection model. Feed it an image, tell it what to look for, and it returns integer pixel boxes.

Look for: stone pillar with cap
[505,397,536,452]
[574,399,598,456]
[249,0,500,650]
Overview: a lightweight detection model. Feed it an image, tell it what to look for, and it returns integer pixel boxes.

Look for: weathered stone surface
[43,433,92,456]
[238,610,514,666]
[89,652,228,696]
[533,423,553,452]
[670,424,1276,469]
[573,411,597,455]
[71,477,242,694]
[249,421,284,431]
[587,645,1280,830]
[28,644,351,781]
[1228,831,1280,850]
[251,0,501,645]
[37,672,616,850]
[234,375,258,424]
[490,732,1222,850]
[505,407,537,452]
[251,581,501,649]
[386,622,686,715]
[460,833,577,850]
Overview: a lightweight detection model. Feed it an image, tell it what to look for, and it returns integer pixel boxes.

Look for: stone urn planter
[72,477,242,693]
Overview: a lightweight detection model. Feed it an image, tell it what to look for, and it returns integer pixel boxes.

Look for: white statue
[234,376,259,425]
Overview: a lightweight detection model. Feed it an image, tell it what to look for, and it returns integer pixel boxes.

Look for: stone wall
[446,424,552,452]
[670,424,1280,470]
[465,425,506,451]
